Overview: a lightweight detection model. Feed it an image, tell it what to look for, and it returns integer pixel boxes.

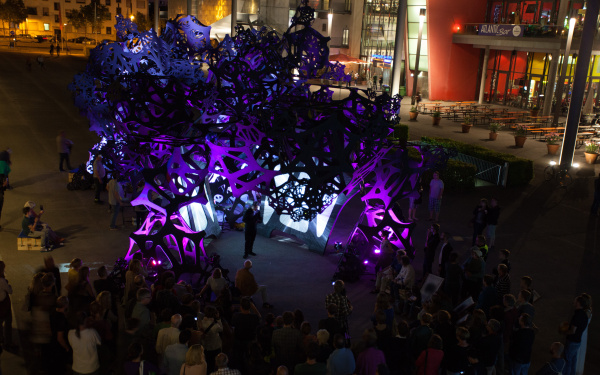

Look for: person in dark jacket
[471,199,488,246]
[475,275,497,316]
[437,232,453,278]
[386,320,411,375]
[444,252,462,306]
[486,198,500,249]
[445,327,471,375]
[422,224,440,279]
[470,319,502,375]
[243,201,262,259]
[509,314,535,375]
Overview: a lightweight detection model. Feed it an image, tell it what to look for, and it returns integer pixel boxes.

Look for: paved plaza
[0,50,598,374]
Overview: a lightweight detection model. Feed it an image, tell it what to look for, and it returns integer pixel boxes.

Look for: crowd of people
[0,152,594,375]
[0,225,588,375]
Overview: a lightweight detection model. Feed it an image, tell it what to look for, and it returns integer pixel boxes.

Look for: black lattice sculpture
[69,0,415,270]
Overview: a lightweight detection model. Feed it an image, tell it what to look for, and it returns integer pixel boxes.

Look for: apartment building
[16,0,149,41]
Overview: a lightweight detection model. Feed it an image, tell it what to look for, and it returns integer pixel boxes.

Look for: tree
[135,11,153,32]
[66,0,110,37]
[0,0,27,36]
[80,0,110,35]
[66,9,87,37]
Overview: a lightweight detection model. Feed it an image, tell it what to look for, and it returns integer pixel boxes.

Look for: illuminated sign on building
[372,54,393,64]
[478,24,524,37]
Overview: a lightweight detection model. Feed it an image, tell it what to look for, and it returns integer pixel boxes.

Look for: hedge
[421,159,477,191]
[420,136,534,187]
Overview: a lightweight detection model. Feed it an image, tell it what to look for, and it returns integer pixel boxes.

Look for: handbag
[193,320,217,345]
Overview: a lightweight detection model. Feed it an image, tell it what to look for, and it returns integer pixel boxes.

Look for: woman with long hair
[415,334,444,375]
[124,258,145,302]
[68,312,101,375]
[180,344,207,375]
[66,258,82,295]
[96,291,118,328]
[72,267,96,314]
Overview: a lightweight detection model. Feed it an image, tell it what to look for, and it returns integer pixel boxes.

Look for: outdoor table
[576,132,594,148]
[491,117,518,125]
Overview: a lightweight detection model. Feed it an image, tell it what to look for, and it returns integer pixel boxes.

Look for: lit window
[342,27,349,46]
[44,23,50,31]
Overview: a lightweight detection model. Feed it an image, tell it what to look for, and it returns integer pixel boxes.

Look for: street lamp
[411,8,426,105]
[130,14,135,21]
[63,23,67,51]
[328,8,333,37]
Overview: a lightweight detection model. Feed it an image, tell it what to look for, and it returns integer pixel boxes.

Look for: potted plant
[513,124,528,147]
[530,105,540,117]
[584,142,599,164]
[409,106,419,121]
[432,111,441,126]
[488,122,503,140]
[461,116,472,133]
[544,132,561,155]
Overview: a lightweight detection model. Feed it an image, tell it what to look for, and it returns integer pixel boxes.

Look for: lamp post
[552,13,576,125]
[231,0,237,37]
[63,23,66,51]
[327,8,333,37]
[390,0,407,96]
[410,8,426,105]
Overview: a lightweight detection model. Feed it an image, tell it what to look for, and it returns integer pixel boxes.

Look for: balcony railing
[454,23,593,39]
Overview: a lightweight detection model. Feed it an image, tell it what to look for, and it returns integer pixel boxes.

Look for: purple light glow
[68,0,423,270]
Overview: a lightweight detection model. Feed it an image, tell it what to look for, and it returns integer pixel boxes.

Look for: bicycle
[544,161,578,187]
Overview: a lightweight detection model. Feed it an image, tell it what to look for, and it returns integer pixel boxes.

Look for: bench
[576,132,594,148]
[17,231,41,251]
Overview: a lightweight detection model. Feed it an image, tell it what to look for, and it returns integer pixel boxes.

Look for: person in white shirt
[156,314,182,354]
[393,256,415,291]
[68,313,101,375]
[428,171,444,222]
[198,268,229,300]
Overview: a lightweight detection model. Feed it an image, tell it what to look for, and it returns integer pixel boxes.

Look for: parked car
[68,36,97,45]
[36,35,54,43]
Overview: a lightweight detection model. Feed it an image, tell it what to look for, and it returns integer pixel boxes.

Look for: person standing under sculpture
[93,155,105,204]
[107,177,127,230]
[428,171,444,223]
[56,130,73,172]
[243,201,261,259]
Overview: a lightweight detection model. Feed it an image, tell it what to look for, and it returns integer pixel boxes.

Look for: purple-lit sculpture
[68,1,439,271]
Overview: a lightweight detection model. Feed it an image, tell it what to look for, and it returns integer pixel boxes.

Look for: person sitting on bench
[22,206,52,252]
[22,204,63,251]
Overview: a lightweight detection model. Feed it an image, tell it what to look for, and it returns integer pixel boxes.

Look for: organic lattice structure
[69,1,414,270]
